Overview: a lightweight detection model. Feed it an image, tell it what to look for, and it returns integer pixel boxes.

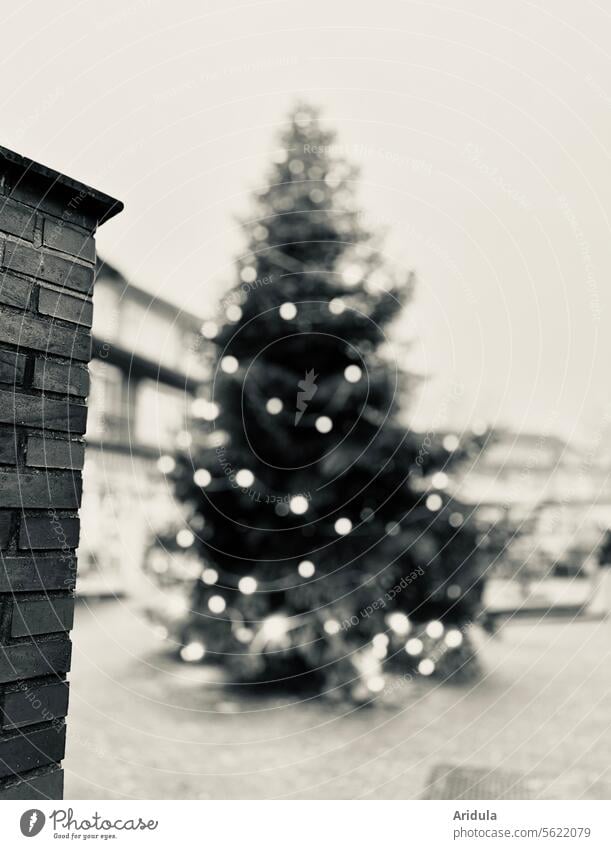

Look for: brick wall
[0,147,122,799]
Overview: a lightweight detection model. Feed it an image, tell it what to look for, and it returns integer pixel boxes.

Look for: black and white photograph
[0,0,610,842]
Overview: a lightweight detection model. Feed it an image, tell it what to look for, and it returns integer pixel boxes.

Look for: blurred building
[80,259,205,595]
[455,428,611,613]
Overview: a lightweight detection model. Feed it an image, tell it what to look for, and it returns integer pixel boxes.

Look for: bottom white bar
[0,800,609,847]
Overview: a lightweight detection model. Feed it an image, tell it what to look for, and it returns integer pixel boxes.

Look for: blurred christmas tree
[156,103,488,702]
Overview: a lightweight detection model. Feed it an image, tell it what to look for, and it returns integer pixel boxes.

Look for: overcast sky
[3,0,611,443]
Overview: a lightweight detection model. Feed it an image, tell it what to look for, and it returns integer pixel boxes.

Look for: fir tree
[168,104,486,701]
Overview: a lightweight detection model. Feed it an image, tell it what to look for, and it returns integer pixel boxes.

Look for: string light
[279,302,297,320]
[449,512,463,528]
[192,399,219,421]
[193,469,211,487]
[367,675,385,693]
[289,495,309,515]
[426,494,443,512]
[238,576,257,595]
[315,416,333,434]
[447,584,461,600]
[445,629,463,648]
[226,305,242,322]
[405,638,423,656]
[266,397,283,415]
[386,612,411,636]
[334,517,352,535]
[208,595,226,614]
[176,529,195,548]
[288,159,304,174]
[443,434,460,451]
[220,355,239,374]
[235,469,254,488]
[202,568,218,585]
[180,642,206,662]
[201,321,218,339]
[342,265,363,286]
[298,560,315,578]
[324,619,340,635]
[344,364,362,383]
[253,225,268,241]
[329,298,345,315]
[432,472,449,489]
[235,627,254,643]
[426,620,444,639]
[262,614,290,640]
[157,455,175,474]
[309,188,325,204]
[418,658,435,676]
[240,266,256,283]
[372,634,389,659]
[168,595,189,617]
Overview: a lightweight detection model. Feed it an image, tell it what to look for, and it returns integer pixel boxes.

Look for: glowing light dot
[180,642,205,662]
[176,431,192,449]
[272,148,288,164]
[168,596,189,617]
[447,584,461,599]
[445,629,463,648]
[192,399,219,421]
[288,159,304,174]
[225,304,242,322]
[329,298,345,315]
[263,615,290,639]
[157,455,175,474]
[238,576,257,595]
[235,469,255,488]
[309,188,325,204]
[344,364,362,383]
[254,225,268,241]
[298,560,315,578]
[387,612,411,636]
[279,302,297,320]
[220,356,239,374]
[426,494,443,512]
[290,495,309,515]
[405,638,423,656]
[202,568,218,585]
[418,658,435,676]
[315,416,333,434]
[449,512,463,528]
[335,517,352,536]
[426,620,444,639]
[367,675,385,693]
[193,469,211,487]
[176,529,194,548]
[208,595,226,614]
[235,627,254,643]
[324,619,340,635]
[443,434,460,452]
[432,472,449,489]
[201,321,218,339]
[266,397,283,415]
[240,266,257,283]
[342,265,363,286]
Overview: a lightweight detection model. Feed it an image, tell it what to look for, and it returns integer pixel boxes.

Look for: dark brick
[38,286,93,327]
[0,430,19,465]
[0,766,63,799]
[0,272,32,310]
[0,308,91,361]
[1,681,69,730]
[11,596,74,638]
[0,389,87,433]
[0,470,82,508]
[0,512,11,548]
[19,515,79,550]
[2,240,94,294]
[26,437,85,470]
[0,197,36,241]
[0,723,66,779]
[0,348,26,385]
[32,358,89,397]
[0,637,71,684]
[7,179,98,232]
[43,218,95,262]
[0,553,77,592]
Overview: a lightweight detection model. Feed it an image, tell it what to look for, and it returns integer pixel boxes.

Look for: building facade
[79,259,205,595]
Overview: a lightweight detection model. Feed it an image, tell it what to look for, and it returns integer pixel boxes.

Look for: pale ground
[64,602,611,799]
